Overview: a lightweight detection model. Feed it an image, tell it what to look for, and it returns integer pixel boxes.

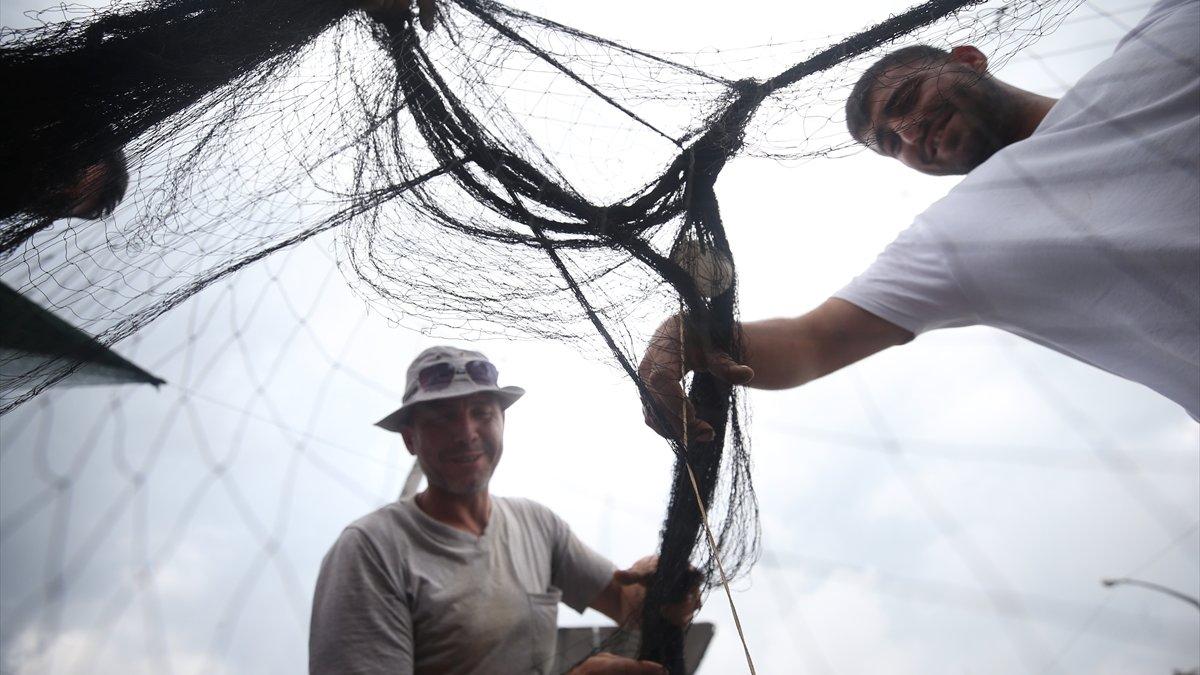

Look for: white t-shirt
[835,0,1200,419]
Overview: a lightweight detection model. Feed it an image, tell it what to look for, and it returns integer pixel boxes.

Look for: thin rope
[678,308,758,675]
[463,2,683,147]
[482,0,732,87]
[763,0,984,92]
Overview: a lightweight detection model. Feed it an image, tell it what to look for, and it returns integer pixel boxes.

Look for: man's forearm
[738,298,913,390]
[737,316,831,390]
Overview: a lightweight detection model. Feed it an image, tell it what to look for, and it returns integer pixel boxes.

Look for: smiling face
[853,46,1022,176]
[400,393,504,496]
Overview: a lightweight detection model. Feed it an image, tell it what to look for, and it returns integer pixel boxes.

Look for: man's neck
[1008,83,1059,142]
[414,487,491,537]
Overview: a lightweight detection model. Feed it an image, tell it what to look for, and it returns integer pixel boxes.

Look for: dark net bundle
[0,0,353,240]
[0,0,1083,669]
[0,0,398,408]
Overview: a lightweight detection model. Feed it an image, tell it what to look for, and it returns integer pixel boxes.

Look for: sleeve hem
[832,289,929,336]
[563,558,618,614]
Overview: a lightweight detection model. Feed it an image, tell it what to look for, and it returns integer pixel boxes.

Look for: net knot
[593,207,614,237]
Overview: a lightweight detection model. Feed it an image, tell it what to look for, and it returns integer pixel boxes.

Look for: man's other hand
[354,0,437,29]
[638,314,753,444]
[569,653,666,674]
[614,555,702,627]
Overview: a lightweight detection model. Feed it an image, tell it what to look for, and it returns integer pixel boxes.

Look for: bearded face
[860,52,1024,176]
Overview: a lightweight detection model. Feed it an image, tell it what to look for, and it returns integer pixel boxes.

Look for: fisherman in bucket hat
[310,346,698,675]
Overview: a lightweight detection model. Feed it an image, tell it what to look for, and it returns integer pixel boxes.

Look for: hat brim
[374,385,525,432]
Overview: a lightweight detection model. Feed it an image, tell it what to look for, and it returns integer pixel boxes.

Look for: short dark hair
[76,150,129,220]
[32,149,130,220]
[845,45,949,145]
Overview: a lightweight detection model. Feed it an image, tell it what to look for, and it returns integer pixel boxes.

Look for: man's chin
[446,474,493,496]
[954,122,1013,173]
[423,470,492,497]
[925,145,995,176]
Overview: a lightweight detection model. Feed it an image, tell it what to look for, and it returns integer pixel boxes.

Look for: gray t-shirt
[309,495,616,675]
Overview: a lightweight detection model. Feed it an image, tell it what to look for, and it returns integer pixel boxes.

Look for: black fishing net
[0,0,1082,669]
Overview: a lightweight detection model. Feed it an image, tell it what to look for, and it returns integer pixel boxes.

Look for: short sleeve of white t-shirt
[833,222,977,334]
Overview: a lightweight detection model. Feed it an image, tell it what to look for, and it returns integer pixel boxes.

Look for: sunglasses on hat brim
[416,359,499,392]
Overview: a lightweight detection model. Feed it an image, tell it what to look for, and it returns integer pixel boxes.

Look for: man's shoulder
[1117,0,1195,51]
[338,501,415,551]
[495,495,565,534]
[496,495,558,519]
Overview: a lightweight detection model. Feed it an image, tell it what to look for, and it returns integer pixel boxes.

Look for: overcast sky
[1,1,1197,674]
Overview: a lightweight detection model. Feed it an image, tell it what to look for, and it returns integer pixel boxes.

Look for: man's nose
[447,414,479,441]
[896,118,923,146]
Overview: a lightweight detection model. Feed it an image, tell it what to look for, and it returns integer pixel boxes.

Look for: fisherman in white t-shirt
[639,0,1199,438]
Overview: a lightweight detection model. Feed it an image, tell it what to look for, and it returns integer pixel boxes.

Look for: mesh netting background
[1,0,1198,673]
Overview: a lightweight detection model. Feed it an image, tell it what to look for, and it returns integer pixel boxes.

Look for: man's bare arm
[737,298,914,389]
[568,653,665,674]
[589,556,699,627]
[639,297,913,441]
[576,556,700,675]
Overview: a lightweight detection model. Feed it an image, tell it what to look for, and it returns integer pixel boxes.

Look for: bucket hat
[375,346,524,432]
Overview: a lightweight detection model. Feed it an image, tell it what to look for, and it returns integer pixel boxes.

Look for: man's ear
[949,45,988,74]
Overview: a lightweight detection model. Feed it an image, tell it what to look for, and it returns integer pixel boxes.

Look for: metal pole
[400,461,424,499]
[1101,577,1200,612]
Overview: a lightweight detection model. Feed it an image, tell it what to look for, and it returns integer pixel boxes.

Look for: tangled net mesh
[0,0,1081,669]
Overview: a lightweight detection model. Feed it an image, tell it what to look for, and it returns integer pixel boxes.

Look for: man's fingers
[614,555,658,585]
[613,568,636,584]
[642,393,714,445]
[706,350,754,385]
[641,354,689,439]
[662,603,697,626]
[660,569,703,626]
[575,653,666,674]
[641,389,686,439]
[613,568,647,585]
[687,412,715,444]
[417,0,437,30]
[639,313,749,444]
[662,585,702,626]
[640,353,712,444]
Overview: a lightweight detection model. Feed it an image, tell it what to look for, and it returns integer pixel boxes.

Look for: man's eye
[897,84,920,113]
[886,79,922,118]
[883,132,900,156]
